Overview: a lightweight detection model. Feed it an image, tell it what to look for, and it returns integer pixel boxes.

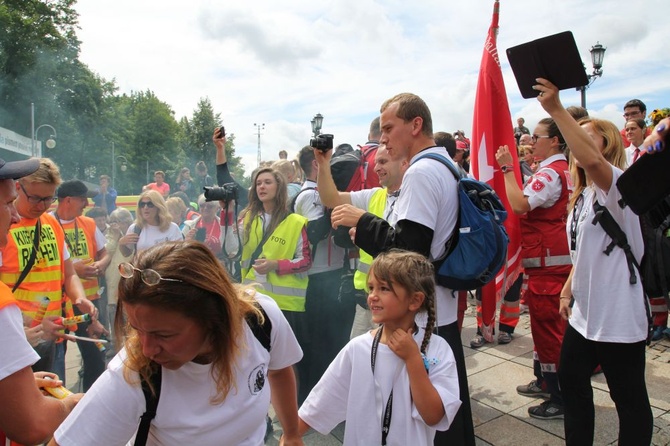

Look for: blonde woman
[122,190,182,256]
[166,196,188,231]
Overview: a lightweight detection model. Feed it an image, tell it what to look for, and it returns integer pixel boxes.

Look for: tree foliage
[0,0,245,196]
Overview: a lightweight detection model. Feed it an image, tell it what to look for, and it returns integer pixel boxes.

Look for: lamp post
[30,103,57,157]
[254,123,265,167]
[311,113,323,137]
[111,141,128,189]
[578,42,606,109]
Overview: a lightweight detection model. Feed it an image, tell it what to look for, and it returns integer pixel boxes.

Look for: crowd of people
[1,86,668,445]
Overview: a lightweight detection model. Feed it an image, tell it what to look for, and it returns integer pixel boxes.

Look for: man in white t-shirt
[331,93,475,446]
[0,157,82,444]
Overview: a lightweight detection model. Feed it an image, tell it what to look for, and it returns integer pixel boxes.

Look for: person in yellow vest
[53,180,110,391]
[0,156,83,445]
[0,159,99,382]
[314,144,408,338]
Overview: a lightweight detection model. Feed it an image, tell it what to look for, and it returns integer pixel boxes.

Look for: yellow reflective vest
[353,188,387,291]
[241,213,309,312]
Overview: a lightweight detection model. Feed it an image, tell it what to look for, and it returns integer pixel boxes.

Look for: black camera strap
[13,220,41,292]
[371,326,393,446]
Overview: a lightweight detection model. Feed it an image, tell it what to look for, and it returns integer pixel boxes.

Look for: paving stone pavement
[65,301,670,445]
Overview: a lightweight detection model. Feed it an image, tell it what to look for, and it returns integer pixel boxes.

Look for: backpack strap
[135,364,162,446]
[246,301,272,352]
[591,200,640,285]
[591,200,654,344]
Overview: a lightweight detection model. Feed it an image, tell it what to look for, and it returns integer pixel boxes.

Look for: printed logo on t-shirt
[531,180,545,192]
[535,171,552,182]
[247,363,266,395]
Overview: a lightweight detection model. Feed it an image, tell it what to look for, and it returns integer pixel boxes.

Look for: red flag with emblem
[470,0,523,342]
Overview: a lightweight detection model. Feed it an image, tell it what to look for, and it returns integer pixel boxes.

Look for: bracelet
[559,296,571,300]
[500,164,514,173]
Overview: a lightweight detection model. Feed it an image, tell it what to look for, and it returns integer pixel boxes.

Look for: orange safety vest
[58,215,101,301]
[0,214,69,322]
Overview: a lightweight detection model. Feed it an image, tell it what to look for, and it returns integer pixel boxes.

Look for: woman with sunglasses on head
[121,190,182,257]
[535,79,653,445]
[494,118,572,420]
[50,241,304,445]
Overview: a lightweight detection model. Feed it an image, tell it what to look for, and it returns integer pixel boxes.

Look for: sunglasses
[138,201,155,209]
[118,262,182,286]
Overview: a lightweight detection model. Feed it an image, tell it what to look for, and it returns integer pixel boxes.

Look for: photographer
[213,127,249,209]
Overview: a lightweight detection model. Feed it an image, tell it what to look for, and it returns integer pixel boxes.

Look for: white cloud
[75,0,670,176]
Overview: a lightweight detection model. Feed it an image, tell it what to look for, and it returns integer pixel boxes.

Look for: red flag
[470,0,523,342]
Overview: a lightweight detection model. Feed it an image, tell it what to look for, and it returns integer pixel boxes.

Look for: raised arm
[314,148,351,207]
[535,78,613,192]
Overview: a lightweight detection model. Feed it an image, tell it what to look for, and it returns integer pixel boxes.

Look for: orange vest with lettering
[59,215,100,301]
[0,214,68,322]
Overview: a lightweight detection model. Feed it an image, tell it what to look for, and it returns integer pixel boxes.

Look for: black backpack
[133,303,272,446]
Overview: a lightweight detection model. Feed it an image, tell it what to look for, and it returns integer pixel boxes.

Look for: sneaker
[516,380,550,399]
[528,400,564,420]
[651,325,666,342]
[498,332,513,344]
[470,334,488,349]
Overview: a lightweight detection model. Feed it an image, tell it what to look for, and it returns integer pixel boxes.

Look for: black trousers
[559,324,652,446]
[433,321,476,446]
[74,303,106,391]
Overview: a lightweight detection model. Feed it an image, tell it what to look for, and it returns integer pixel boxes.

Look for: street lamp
[254,123,265,167]
[31,103,57,156]
[578,42,606,109]
[311,113,323,137]
[111,142,129,188]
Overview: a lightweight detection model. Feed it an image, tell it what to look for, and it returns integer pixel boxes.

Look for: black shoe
[516,380,550,399]
[528,400,564,420]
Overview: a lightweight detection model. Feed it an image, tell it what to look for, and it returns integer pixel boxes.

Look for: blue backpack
[416,153,509,291]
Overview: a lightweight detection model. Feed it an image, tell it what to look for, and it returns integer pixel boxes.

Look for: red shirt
[146,182,170,197]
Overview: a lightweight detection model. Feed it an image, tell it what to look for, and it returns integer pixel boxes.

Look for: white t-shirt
[54,293,303,446]
[0,303,40,381]
[299,327,461,446]
[350,187,400,226]
[566,165,648,342]
[395,148,459,325]
[127,222,183,252]
[523,154,566,210]
[294,181,344,274]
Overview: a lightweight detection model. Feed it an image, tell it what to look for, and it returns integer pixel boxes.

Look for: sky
[74,0,670,176]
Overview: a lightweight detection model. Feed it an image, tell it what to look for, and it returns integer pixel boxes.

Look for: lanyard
[371,326,393,446]
[54,213,79,255]
[570,192,585,251]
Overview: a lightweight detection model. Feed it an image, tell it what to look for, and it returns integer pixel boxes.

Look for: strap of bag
[134,364,162,446]
[13,220,41,292]
[591,200,654,344]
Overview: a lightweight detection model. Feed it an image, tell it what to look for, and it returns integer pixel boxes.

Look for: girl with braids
[297,250,461,445]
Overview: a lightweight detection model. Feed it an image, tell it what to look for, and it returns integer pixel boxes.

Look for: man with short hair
[514,117,530,146]
[0,159,98,380]
[621,99,650,147]
[143,170,170,198]
[331,93,475,445]
[0,156,83,445]
[53,180,110,391]
[194,161,214,194]
[92,174,117,214]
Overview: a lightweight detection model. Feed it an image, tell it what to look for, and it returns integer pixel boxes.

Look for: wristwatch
[501,164,515,174]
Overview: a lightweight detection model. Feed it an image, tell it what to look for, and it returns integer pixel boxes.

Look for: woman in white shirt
[51,241,304,446]
[122,190,182,256]
[536,78,652,445]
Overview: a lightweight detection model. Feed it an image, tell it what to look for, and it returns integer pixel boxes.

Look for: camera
[216,126,225,138]
[203,183,238,202]
[309,134,334,152]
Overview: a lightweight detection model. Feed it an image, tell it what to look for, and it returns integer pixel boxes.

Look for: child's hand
[387,327,420,362]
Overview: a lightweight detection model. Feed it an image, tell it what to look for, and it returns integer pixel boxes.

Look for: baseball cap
[0,157,40,180]
[456,141,468,151]
[57,180,98,199]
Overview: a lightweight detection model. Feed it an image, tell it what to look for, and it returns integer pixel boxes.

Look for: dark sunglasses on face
[138,201,155,208]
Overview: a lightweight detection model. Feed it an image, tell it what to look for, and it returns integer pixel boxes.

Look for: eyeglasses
[118,262,182,286]
[623,111,642,119]
[18,182,57,205]
[531,134,552,143]
[138,201,155,209]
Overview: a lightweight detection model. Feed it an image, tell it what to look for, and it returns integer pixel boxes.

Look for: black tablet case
[506,31,589,99]
[617,146,670,217]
